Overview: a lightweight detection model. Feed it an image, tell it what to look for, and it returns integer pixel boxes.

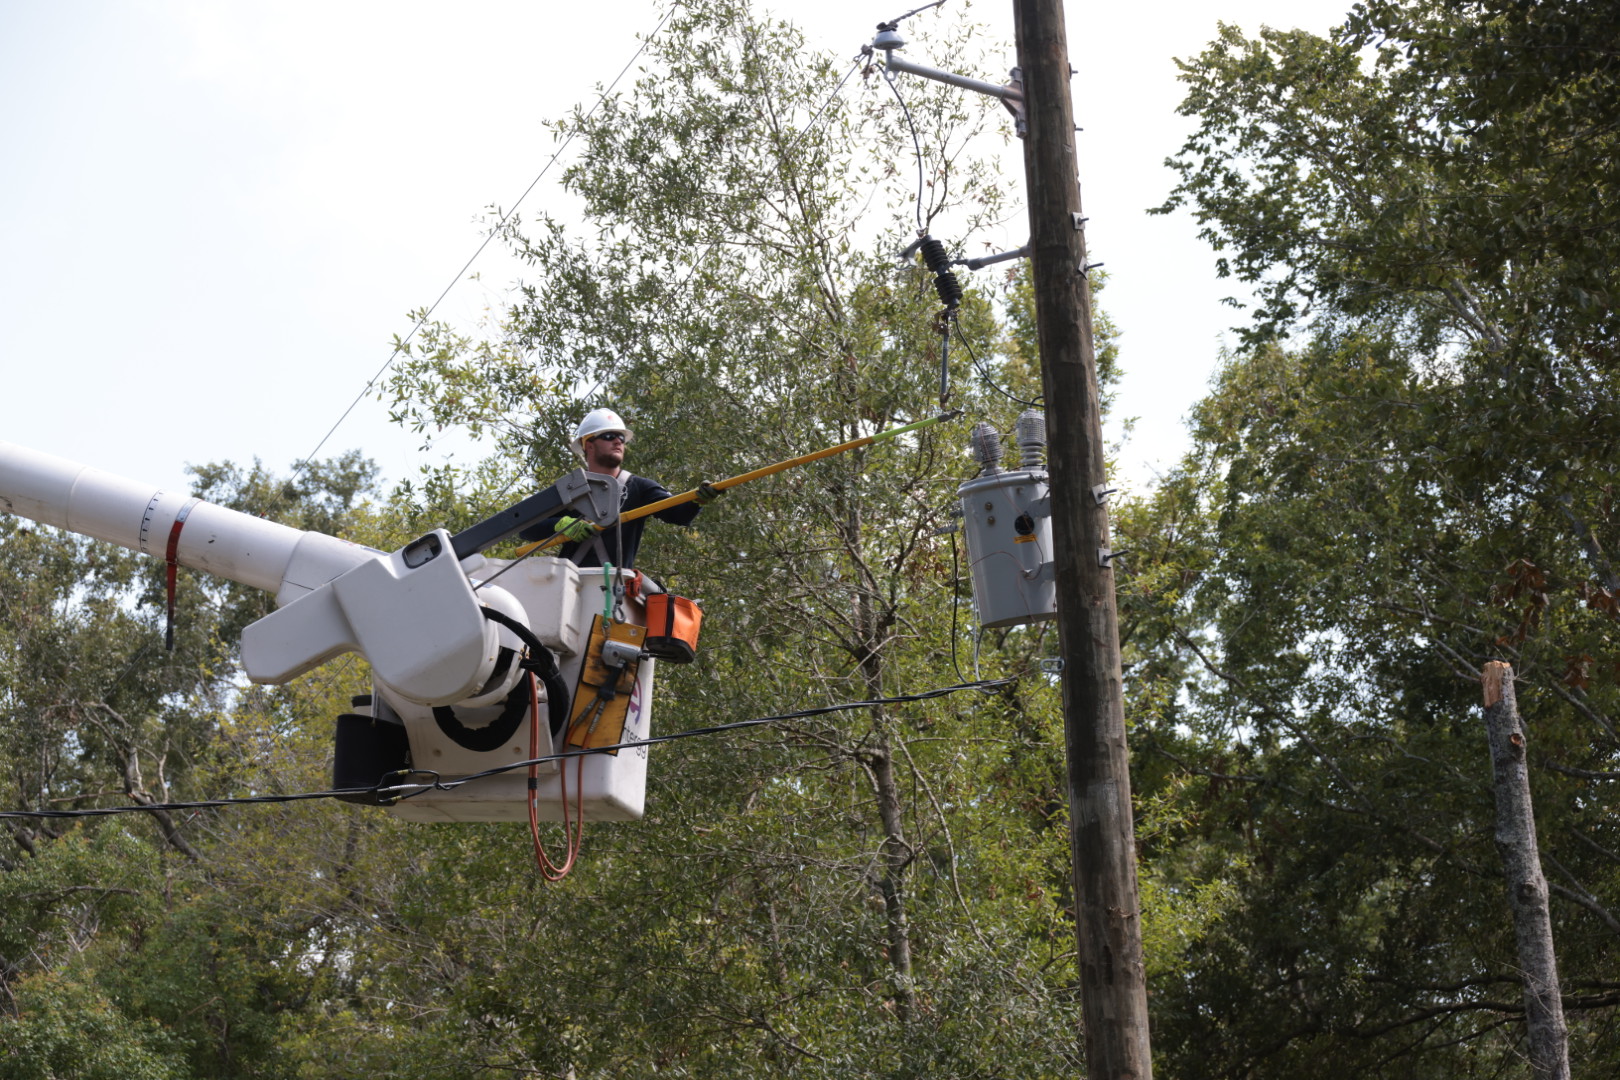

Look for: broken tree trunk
[1482,661,1569,1080]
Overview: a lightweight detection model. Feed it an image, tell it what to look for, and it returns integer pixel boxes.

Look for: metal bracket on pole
[956,244,1030,271]
[863,29,1026,136]
[1097,546,1132,569]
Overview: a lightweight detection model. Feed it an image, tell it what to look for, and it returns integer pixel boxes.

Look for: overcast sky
[2,0,1350,505]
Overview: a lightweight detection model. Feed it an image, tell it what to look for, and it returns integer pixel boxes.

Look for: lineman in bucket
[522,408,722,569]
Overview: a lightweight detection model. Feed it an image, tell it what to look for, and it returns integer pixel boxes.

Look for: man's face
[582,430,627,473]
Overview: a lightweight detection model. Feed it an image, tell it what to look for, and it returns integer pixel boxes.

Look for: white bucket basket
[383,561,655,823]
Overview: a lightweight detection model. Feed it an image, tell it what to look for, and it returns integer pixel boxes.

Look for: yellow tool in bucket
[566,618,648,754]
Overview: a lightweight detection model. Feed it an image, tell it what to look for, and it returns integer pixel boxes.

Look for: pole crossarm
[880,51,1024,103]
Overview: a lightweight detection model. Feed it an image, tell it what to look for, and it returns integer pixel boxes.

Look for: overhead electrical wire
[870,4,1049,421]
[393,677,1015,799]
[287,3,680,486]
[883,65,929,232]
[792,56,867,161]
[876,0,951,230]
[876,30,970,409]
[885,0,949,23]
[0,678,1015,822]
[953,312,1042,408]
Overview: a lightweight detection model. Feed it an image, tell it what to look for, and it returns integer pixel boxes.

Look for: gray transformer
[956,413,1057,628]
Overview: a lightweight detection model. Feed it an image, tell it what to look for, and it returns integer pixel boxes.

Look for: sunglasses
[589,431,627,443]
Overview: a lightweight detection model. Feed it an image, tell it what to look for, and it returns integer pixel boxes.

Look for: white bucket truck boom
[0,441,659,823]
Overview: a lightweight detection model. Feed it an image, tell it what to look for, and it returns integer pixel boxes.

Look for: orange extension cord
[527,672,584,880]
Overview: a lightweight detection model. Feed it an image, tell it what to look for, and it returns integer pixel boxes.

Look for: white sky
[1,0,1350,504]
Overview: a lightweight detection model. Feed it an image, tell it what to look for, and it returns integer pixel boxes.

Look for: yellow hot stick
[514,411,958,557]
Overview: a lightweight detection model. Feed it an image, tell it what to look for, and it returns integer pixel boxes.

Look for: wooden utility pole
[1482,662,1570,1080]
[1012,1,1154,1076]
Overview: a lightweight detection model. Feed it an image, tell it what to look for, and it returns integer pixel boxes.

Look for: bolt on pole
[1011,1,1155,1076]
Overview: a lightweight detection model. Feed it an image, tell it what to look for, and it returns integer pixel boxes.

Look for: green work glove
[554,516,595,543]
[695,481,724,506]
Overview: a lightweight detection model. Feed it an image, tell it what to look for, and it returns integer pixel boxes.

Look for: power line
[0,678,1014,821]
[289,3,680,484]
[955,313,1041,408]
[882,60,929,232]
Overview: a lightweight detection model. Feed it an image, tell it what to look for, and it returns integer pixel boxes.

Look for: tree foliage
[0,454,387,1075]
[14,1,1620,1076]
[1127,2,1620,1076]
[0,2,1170,1076]
[381,1,1101,1073]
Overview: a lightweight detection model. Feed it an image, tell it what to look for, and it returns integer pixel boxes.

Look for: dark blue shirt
[520,472,701,569]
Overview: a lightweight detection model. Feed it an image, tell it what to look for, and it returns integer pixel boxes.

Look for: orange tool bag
[643,593,702,664]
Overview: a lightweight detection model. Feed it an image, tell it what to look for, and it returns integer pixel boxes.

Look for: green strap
[602,562,615,625]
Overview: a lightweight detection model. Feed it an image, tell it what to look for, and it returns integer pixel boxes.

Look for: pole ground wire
[953,313,1042,409]
[0,679,1016,821]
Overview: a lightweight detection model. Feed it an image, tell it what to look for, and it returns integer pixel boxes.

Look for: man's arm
[632,476,704,527]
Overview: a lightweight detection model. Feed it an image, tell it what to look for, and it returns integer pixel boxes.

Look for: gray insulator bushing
[1016,409,1046,468]
[970,421,1003,476]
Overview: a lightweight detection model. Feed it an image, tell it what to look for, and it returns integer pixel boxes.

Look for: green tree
[1127,2,1620,1075]
[0,973,184,1080]
[1,3,1215,1075]
[376,1,1173,1075]
[0,454,395,1076]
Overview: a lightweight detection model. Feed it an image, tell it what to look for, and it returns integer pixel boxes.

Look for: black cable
[391,677,1017,798]
[99,638,156,700]
[882,64,927,231]
[953,313,1042,408]
[471,542,542,591]
[796,56,865,159]
[948,527,972,687]
[480,605,570,736]
[289,4,680,486]
[884,0,948,23]
[0,678,1016,820]
[0,787,380,821]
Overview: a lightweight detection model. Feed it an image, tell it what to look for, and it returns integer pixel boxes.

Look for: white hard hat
[571,408,633,461]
